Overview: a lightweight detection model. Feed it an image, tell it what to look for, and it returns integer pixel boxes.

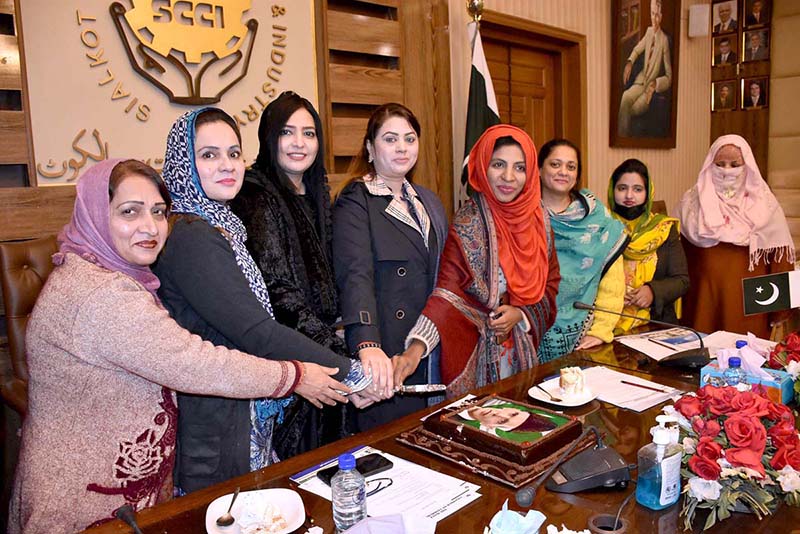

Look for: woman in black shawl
[231,92,370,458]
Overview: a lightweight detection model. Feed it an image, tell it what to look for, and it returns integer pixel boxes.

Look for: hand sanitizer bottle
[636,415,682,510]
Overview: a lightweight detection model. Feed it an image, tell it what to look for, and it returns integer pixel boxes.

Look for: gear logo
[110,1,258,104]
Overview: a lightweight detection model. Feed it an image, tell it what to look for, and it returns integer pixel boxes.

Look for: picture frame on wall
[712,0,738,35]
[742,77,768,109]
[610,0,680,149]
[744,0,770,29]
[712,80,737,112]
[713,35,738,67]
[743,29,770,62]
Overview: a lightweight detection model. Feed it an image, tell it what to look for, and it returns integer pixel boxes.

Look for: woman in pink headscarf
[677,135,795,338]
[8,159,347,534]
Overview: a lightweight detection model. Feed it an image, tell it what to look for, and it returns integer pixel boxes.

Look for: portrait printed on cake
[455,397,570,443]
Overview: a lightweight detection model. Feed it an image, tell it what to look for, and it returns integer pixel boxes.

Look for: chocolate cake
[422,394,582,465]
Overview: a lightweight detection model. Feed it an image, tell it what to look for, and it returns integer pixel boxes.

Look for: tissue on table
[483,499,545,534]
[700,336,795,403]
[343,514,435,534]
[716,345,773,381]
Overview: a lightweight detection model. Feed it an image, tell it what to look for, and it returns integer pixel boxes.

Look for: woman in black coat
[230,92,376,458]
[333,103,448,431]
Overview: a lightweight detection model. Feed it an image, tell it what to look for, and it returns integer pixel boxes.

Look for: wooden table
[83,343,800,533]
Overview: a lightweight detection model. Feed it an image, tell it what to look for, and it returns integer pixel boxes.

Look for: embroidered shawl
[423,197,542,399]
[539,190,627,361]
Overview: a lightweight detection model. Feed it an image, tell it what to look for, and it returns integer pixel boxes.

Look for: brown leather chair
[0,235,58,415]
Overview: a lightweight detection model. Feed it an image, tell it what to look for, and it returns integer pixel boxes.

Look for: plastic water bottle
[723,356,748,389]
[331,453,367,532]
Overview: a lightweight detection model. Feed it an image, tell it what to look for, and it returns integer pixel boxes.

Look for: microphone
[573,301,710,368]
[114,504,144,534]
[516,426,605,507]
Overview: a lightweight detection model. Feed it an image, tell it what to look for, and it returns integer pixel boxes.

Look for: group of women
[8,90,795,532]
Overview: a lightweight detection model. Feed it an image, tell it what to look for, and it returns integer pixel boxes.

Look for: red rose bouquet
[664,385,800,530]
[767,332,800,404]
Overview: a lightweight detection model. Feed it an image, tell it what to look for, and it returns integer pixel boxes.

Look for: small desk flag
[742,271,800,315]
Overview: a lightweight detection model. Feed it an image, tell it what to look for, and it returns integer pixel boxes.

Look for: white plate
[205,488,305,534]
[528,377,598,407]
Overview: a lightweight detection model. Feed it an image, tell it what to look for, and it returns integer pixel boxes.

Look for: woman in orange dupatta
[395,125,560,398]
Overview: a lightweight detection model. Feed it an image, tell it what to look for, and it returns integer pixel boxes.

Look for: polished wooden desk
[83,343,800,534]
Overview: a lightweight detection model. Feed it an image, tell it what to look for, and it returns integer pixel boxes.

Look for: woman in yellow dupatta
[608,159,689,333]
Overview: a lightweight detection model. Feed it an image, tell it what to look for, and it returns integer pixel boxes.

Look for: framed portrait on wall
[743,29,770,62]
[742,77,768,109]
[713,35,738,67]
[744,0,770,28]
[610,0,680,148]
[712,0,738,35]
[712,80,737,112]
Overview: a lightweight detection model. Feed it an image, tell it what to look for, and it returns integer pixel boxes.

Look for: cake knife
[396,384,447,394]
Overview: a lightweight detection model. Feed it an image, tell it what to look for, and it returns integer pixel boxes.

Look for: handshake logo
[110,0,258,105]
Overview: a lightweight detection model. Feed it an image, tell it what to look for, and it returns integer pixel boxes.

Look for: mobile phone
[316,453,393,486]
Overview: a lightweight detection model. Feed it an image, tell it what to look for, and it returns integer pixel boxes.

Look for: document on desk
[616,328,775,361]
[582,366,683,412]
[615,327,704,361]
[291,446,482,523]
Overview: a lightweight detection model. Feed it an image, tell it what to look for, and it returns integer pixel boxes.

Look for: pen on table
[620,379,673,394]
[648,338,678,351]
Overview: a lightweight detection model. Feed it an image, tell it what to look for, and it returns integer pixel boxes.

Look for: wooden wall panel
[0,35,21,90]
[0,110,27,163]
[0,186,75,241]
[0,0,35,189]
[327,11,400,56]
[353,0,397,7]
[331,117,368,156]
[328,64,403,104]
[317,0,453,213]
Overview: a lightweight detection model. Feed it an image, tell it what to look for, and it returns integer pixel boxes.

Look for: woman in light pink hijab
[678,134,795,338]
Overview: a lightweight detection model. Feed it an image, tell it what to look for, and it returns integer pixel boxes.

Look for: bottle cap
[729,356,742,368]
[338,453,356,470]
[653,415,676,445]
[652,424,671,445]
[735,340,748,349]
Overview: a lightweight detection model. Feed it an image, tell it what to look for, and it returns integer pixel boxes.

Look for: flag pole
[466,0,484,23]
[466,0,484,50]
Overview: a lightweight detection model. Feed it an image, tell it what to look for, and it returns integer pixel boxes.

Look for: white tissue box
[700,363,794,404]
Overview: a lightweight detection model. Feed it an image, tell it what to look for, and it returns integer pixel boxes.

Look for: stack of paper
[582,366,683,412]
[291,446,481,524]
[616,328,776,362]
[615,327,702,361]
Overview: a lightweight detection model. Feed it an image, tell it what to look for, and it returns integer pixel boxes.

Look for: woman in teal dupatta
[537,139,628,362]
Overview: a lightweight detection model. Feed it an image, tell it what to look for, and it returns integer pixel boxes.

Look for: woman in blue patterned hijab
[153,108,371,494]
